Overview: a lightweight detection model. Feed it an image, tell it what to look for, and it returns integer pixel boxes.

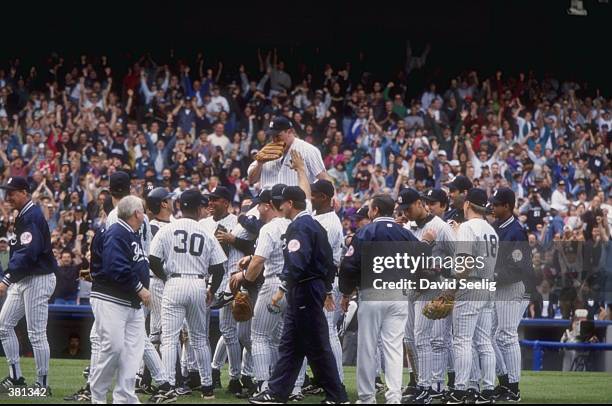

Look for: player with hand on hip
[339,193,435,404]
[446,188,497,405]
[150,189,228,401]
[0,177,57,395]
[489,188,532,402]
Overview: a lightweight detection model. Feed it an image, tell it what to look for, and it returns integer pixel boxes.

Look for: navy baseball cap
[281,186,306,203]
[310,179,335,198]
[270,183,288,202]
[109,171,131,194]
[0,176,30,192]
[266,116,293,137]
[257,189,273,204]
[448,175,473,193]
[355,205,369,219]
[396,188,421,210]
[466,188,489,208]
[180,189,205,210]
[208,186,232,202]
[489,187,515,207]
[422,188,448,206]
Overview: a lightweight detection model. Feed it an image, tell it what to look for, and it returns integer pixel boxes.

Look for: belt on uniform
[297,276,320,284]
[170,273,205,279]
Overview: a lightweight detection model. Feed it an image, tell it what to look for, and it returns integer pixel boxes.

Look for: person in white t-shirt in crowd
[208,123,231,155]
[551,180,571,213]
[206,85,230,122]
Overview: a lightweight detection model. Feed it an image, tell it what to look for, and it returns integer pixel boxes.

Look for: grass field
[0,358,611,404]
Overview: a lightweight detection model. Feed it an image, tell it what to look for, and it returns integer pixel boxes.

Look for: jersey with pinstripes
[150,217,227,387]
[247,138,326,189]
[251,216,290,386]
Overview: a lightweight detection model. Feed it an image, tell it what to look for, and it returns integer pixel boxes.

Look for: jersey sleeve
[5,223,44,285]
[339,230,363,295]
[306,145,326,180]
[254,224,274,259]
[279,227,313,288]
[150,226,167,260]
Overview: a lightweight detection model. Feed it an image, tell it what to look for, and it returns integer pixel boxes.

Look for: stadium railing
[520,339,612,371]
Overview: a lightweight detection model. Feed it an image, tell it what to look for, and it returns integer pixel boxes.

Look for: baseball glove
[255,141,285,162]
[422,291,455,320]
[232,291,254,322]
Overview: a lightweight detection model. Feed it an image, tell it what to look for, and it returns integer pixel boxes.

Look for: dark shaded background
[2,0,610,92]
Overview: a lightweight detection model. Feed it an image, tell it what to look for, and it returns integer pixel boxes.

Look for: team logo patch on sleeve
[511,249,523,262]
[287,239,301,252]
[20,232,33,245]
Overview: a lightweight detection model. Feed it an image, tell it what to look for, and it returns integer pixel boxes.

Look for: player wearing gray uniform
[247,116,328,190]
[150,190,227,401]
[446,188,497,404]
[230,186,290,396]
[199,186,244,393]
[398,188,455,404]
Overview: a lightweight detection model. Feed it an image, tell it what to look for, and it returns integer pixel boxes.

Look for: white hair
[117,195,144,221]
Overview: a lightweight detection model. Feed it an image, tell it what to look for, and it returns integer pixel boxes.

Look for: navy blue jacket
[493,215,533,291]
[339,216,431,295]
[91,219,150,308]
[2,201,57,286]
[280,211,335,293]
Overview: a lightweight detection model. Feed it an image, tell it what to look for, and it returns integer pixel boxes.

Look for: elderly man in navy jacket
[249,186,348,404]
[0,177,58,394]
[89,195,152,404]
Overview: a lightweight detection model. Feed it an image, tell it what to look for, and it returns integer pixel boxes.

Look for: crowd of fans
[0,47,610,318]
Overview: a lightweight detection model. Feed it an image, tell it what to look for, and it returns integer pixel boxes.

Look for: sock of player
[37,374,47,387]
[10,363,22,380]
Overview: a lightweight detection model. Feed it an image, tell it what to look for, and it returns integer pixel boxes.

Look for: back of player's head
[489,187,515,210]
[281,186,307,211]
[270,183,287,210]
[466,188,488,216]
[146,187,173,215]
[109,171,131,199]
[371,194,395,218]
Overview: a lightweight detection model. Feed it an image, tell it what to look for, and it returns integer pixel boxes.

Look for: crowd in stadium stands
[0,47,610,319]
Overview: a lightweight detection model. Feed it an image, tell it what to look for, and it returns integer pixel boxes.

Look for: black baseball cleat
[211,368,222,389]
[464,388,480,404]
[321,399,351,404]
[175,384,192,396]
[402,385,421,398]
[0,376,27,393]
[136,383,157,395]
[227,378,244,395]
[30,382,52,397]
[201,385,215,400]
[402,386,432,404]
[497,388,521,402]
[210,292,234,309]
[375,376,386,394]
[240,375,257,395]
[445,389,467,404]
[289,391,305,401]
[249,389,284,404]
[148,387,178,404]
[492,385,509,400]
[429,387,446,399]
[475,389,495,404]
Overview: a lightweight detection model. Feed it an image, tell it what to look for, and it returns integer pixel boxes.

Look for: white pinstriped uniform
[453,219,497,392]
[150,218,227,387]
[0,201,56,387]
[403,216,456,390]
[200,214,245,380]
[88,209,168,386]
[247,138,326,189]
[250,216,290,389]
[148,218,173,343]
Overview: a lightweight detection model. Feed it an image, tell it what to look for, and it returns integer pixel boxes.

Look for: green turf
[0,358,611,403]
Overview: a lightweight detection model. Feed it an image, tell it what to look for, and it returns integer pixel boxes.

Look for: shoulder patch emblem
[20,232,33,245]
[345,245,355,257]
[287,239,301,252]
[511,249,523,262]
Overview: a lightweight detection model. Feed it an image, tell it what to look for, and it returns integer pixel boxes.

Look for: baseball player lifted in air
[446,188,498,405]
[230,186,291,396]
[489,187,533,402]
[339,193,435,404]
[249,186,348,405]
[0,177,57,395]
[398,188,456,404]
[247,116,330,189]
[149,189,228,401]
[88,195,151,404]
[422,188,456,394]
